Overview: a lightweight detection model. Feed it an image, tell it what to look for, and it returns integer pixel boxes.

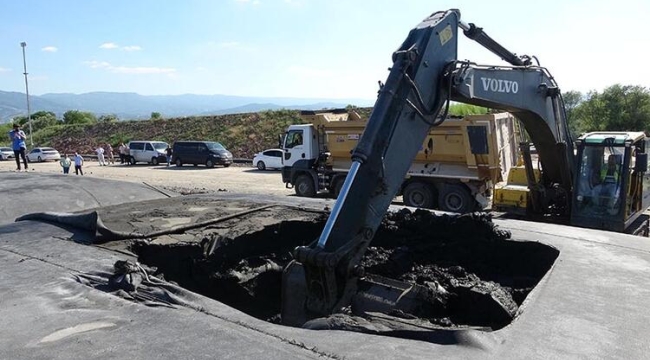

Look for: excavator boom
[281,8,578,326]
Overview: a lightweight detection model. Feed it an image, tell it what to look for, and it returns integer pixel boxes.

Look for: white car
[26,147,61,162]
[0,147,14,160]
[253,149,283,170]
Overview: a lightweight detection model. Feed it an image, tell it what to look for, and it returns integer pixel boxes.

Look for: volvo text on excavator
[281,9,650,326]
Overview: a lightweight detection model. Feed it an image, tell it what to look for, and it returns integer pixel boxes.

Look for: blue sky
[0,0,648,100]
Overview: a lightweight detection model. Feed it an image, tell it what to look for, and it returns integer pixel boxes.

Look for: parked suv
[128,141,168,165]
[172,141,233,168]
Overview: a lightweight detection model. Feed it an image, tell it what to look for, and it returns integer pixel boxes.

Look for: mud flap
[281,260,308,327]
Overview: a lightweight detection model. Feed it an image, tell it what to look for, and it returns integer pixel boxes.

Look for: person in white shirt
[96,146,106,166]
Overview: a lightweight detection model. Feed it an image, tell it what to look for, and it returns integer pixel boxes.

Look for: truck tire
[333,180,344,199]
[438,184,474,213]
[175,158,183,167]
[295,175,316,197]
[403,182,435,209]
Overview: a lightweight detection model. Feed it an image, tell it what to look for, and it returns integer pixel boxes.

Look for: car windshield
[0,147,11,151]
[152,142,168,150]
[206,142,225,150]
[42,148,56,151]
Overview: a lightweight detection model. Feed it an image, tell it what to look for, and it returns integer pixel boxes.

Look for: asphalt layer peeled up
[129,205,558,340]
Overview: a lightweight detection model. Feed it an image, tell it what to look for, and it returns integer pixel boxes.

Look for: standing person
[118,143,126,164]
[59,153,71,174]
[121,142,131,165]
[106,143,115,165]
[8,123,28,171]
[96,145,106,166]
[74,152,84,175]
[165,145,173,167]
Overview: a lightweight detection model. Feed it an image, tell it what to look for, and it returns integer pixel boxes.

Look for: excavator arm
[281,8,573,326]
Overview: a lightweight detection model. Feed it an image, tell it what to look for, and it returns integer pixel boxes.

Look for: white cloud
[99,42,119,49]
[0,67,10,72]
[84,60,176,75]
[122,45,142,51]
[85,61,112,69]
[41,46,58,52]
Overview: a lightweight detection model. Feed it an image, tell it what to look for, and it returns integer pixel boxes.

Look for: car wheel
[37,156,42,162]
[223,164,231,168]
[206,159,215,168]
[438,184,474,213]
[257,161,266,171]
[295,174,316,197]
[193,163,198,167]
[175,158,182,167]
[130,157,136,165]
[403,181,436,209]
[152,157,159,165]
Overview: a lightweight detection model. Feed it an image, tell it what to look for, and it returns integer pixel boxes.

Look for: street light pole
[20,42,33,147]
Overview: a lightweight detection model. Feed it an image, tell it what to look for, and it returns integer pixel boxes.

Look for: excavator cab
[572,132,650,234]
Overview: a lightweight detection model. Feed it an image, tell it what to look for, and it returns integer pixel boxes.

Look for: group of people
[58,153,85,175]
[8,127,172,174]
[95,144,115,166]
[8,123,85,175]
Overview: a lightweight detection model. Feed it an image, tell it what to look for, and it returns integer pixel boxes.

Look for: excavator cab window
[575,146,626,216]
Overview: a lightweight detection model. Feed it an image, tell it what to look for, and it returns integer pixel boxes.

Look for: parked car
[253,149,283,170]
[172,141,233,168]
[26,147,61,162]
[0,147,14,160]
[128,141,168,165]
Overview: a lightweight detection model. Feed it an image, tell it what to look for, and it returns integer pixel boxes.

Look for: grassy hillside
[1,104,484,158]
[32,109,306,158]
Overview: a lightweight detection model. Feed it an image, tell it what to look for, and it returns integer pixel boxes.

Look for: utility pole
[20,42,33,147]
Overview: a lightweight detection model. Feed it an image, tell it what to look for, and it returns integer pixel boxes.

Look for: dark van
[172,141,233,168]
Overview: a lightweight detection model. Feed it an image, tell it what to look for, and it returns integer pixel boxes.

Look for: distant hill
[0,91,374,122]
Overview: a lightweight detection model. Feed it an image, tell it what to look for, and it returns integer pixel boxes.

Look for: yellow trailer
[282,110,521,212]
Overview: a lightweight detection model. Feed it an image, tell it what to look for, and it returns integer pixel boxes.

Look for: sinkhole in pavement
[132,209,559,337]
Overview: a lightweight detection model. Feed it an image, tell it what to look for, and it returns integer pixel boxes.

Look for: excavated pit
[132,208,559,337]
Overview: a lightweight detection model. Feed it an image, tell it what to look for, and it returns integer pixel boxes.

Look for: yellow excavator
[280,9,650,326]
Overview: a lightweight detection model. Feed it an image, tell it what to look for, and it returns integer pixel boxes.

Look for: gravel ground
[0,159,295,197]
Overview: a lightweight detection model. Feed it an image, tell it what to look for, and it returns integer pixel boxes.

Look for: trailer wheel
[403,182,435,209]
[439,184,474,213]
[295,175,316,197]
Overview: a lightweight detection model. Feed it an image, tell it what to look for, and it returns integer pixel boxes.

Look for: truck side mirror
[278,134,283,149]
[635,153,648,172]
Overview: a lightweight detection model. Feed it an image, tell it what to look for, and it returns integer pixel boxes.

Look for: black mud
[132,208,559,335]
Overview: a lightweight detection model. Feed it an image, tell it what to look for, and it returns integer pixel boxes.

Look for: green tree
[150,112,162,120]
[562,90,583,137]
[63,110,97,125]
[572,85,650,134]
[12,111,58,133]
[98,114,119,123]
